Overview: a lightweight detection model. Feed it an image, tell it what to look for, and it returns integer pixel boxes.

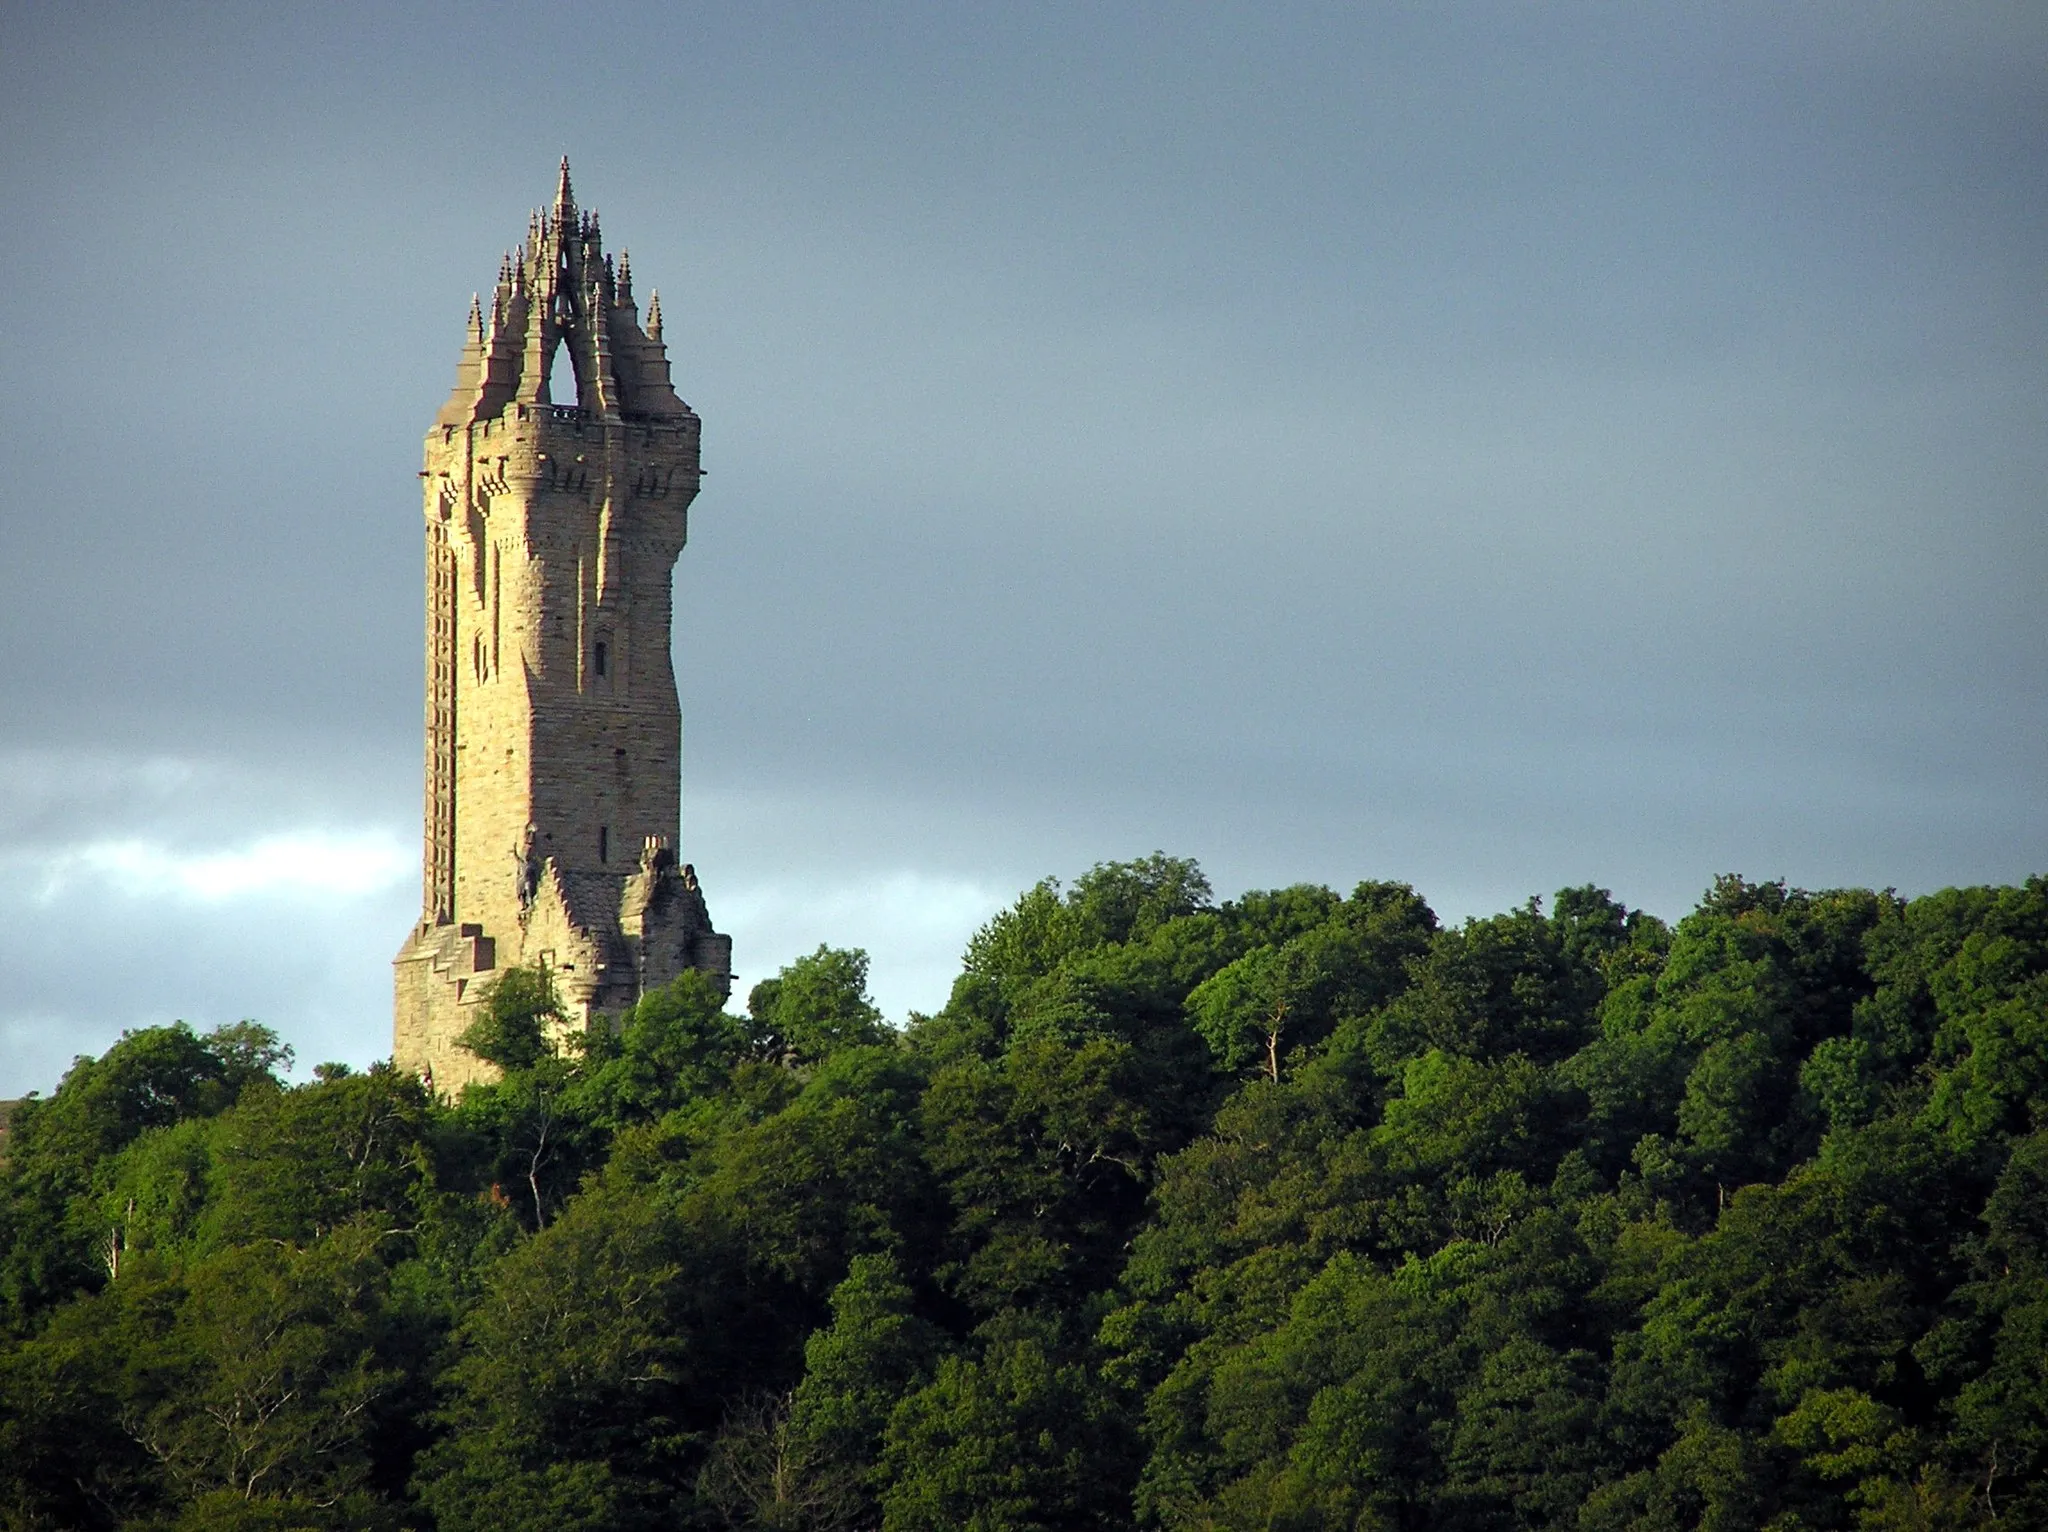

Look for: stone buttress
[394,161,730,1091]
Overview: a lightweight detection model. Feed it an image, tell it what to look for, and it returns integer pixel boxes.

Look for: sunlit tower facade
[394,161,729,1089]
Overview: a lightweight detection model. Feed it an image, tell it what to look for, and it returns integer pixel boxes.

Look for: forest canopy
[2,858,2045,1531]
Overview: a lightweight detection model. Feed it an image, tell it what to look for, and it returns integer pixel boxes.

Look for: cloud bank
[1,3,2041,1096]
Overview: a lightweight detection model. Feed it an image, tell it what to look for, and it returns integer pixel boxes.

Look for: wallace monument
[393,162,730,1090]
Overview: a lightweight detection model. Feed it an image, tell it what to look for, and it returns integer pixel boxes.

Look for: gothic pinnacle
[645,289,663,341]
[555,156,575,217]
[468,294,485,344]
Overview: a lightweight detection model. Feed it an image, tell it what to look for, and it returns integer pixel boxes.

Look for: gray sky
[2,1,2043,1094]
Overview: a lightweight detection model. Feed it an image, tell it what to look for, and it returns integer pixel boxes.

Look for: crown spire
[436,163,692,428]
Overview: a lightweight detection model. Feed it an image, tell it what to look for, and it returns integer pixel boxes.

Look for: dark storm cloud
[1,2,2042,1094]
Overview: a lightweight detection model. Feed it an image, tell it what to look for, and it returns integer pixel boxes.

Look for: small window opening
[598,826,609,863]
[594,641,607,677]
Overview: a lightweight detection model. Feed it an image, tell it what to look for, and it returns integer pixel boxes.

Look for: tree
[198,1065,436,1246]
[791,1251,944,1482]
[880,1324,1132,1532]
[456,965,564,1074]
[116,1231,400,1510]
[1187,881,1437,1082]
[922,1035,1159,1311]
[749,947,888,1065]
[6,864,2047,1531]
[413,1169,702,1532]
[1187,942,1321,1081]
[571,968,749,1130]
[0,1226,405,1530]
[697,1390,868,1532]
[0,1021,289,1325]
[455,965,590,1230]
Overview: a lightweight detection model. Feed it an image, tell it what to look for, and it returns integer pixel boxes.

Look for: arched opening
[598,826,609,864]
[594,640,607,677]
[544,340,575,406]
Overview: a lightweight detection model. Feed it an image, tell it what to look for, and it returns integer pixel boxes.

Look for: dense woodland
[2,858,2045,1531]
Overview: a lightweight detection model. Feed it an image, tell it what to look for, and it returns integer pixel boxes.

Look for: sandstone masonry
[394,161,729,1092]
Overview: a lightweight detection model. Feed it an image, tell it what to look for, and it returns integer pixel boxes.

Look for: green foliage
[749,946,889,1064]
[456,964,564,1071]
[0,1020,290,1328]
[0,1226,410,1530]
[793,1251,943,1465]
[4,864,2046,1529]
[572,968,749,1131]
[880,1320,1133,1532]
[414,1168,700,1531]
[199,1065,437,1245]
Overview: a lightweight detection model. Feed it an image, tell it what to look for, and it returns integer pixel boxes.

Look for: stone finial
[645,290,663,342]
[468,294,485,345]
[555,156,575,218]
[616,250,633,306]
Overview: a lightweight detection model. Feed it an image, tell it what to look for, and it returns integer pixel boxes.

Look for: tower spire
[555,156,576,221]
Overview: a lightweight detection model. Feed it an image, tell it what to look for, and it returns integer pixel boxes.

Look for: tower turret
[395,162,729,1091]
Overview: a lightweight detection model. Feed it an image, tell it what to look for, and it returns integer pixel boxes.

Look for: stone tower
[394,161,730,1091]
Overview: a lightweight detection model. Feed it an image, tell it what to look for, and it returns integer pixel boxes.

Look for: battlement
[435,405,701,450]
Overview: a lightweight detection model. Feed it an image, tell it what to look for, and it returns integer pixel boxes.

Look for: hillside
[2,858,2044,1530]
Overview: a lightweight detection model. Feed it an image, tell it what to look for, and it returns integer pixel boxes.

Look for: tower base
[394,847,730,1094]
